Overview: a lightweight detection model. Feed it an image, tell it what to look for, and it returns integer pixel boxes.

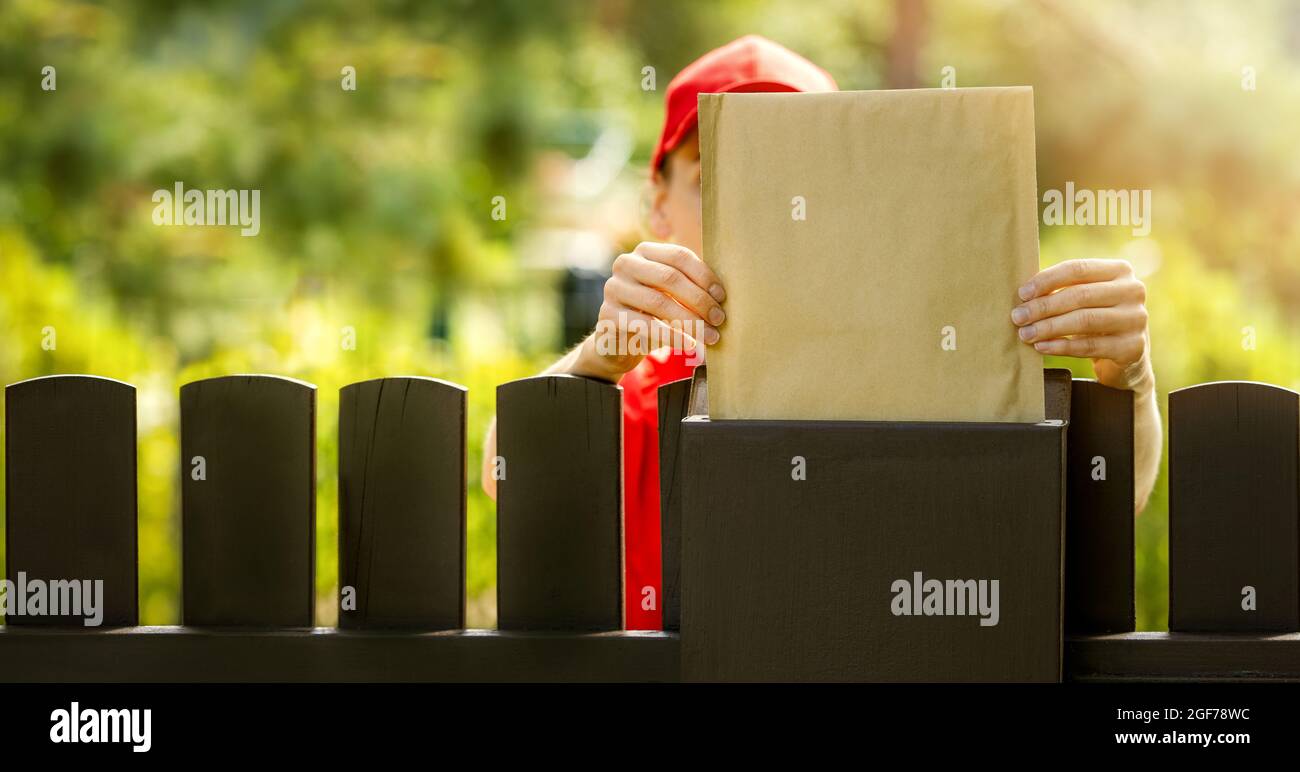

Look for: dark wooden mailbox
[679,414,1066,682]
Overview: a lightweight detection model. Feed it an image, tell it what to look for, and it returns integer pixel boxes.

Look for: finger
[608,275,705,327]
[1011,279,1140,326]
[1020,259,1132,301]
[634,241,727,303]
[605,305,704,353]
[606,278,720,344]
[621,253,726,326]
[594,305,696,355]
[1032,333,1144,362]
[1018,305,1144,343]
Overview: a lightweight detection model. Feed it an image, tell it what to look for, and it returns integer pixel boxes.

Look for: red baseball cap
[650,34,838,173]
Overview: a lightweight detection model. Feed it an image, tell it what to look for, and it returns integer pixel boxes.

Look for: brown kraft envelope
[699,87,1045,422]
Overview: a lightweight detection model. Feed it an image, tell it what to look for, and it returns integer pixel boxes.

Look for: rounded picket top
[1169,379,1300,404]
[496,372,621,400]
[6,372,136,393]
[338,376,468,630]
[1169,380,1300,632]
[180,372,317,396]
[1169,380,1300,447]
[495,374,623,631]
[179,374,317,628]
[4,374,139,627]
[340,375,467,398]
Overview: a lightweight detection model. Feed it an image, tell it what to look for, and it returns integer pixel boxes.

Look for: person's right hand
[577,241,727,381]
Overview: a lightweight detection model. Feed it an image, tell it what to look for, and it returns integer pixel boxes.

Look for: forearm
[1111,340,1161,515]
[1132,387,1162,515]
[480,417,499,500]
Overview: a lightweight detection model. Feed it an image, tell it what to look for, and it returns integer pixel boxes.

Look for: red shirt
[618,347,696,630]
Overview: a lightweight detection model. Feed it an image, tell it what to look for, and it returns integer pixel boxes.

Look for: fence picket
[657,375,694,632]
[4,375,137,626]
[338,376,466,629]
[495,375,622,630]
[1065,379,1136,633]
[1169,381,1299,632]
[180,375,316,627]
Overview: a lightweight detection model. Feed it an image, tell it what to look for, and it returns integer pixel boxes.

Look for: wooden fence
[0,370,1297,682]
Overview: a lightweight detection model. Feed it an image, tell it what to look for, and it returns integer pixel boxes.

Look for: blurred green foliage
[1,0,1298,630]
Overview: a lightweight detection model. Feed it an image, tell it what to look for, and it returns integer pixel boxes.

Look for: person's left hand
[1011,258,1154,395]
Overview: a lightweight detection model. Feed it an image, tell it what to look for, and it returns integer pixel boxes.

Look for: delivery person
[482,34,1162,631]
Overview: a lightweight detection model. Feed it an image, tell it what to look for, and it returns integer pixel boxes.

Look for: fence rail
[2,628,1300,682]
[0,627,678,683]
[2,371,1298,682]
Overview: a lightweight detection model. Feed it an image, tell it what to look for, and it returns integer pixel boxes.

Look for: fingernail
[1018,325,1036,341]
[1011,307,1029,324]
[708,307,726,326]
[709,284,727,302]
[1034,341,1050,352]
[702,327,720,345]
[1018,284,1034,301]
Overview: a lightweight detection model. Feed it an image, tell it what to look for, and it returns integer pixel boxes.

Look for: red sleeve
[618,349,696,630]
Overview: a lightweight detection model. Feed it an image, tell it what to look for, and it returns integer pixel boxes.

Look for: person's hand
[575,241,726,381]
[1012,258,1154,395]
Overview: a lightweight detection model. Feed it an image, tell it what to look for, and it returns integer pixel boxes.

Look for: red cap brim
[652,80,803,173]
